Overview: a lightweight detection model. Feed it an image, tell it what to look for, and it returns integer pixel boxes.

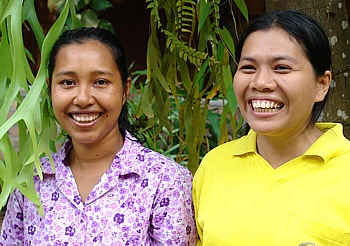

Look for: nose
[73,83,94,107]
[251,69,277,91]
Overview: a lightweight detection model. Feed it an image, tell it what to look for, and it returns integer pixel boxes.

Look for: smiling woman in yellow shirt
[193,10,350,246]
[194,123,350,245]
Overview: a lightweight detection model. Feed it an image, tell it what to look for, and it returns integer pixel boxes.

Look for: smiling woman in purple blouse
[0,27,197,245]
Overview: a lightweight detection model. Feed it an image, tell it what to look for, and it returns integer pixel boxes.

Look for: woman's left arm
[0,189,25,245]
[150,165,197,246]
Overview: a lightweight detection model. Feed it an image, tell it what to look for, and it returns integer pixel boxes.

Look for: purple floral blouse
[0,132,197,245]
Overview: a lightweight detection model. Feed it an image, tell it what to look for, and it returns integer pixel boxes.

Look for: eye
[95,79,108,86]
[242,65,255,70]
[274,65,292,73]
[239,64,256,73]
[62,80,75,86]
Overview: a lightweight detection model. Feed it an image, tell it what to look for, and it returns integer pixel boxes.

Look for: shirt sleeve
[192,150,215,246]
[192,161,206,246]
[149,164,197,245]
[0,189,25,245]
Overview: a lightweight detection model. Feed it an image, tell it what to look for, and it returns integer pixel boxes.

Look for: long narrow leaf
[234,0,249,21]
[23,0,45,50]
[223,65,237,116]
[0,0,71,213]
[198,1,212,33]
[219,26,235,58]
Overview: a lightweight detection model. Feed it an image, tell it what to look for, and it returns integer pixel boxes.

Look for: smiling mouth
[70,113,101,123]
[250,100,284,113]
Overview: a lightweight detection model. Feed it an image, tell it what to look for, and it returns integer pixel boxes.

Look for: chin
[70,135,99,145]
[248,123,280,136]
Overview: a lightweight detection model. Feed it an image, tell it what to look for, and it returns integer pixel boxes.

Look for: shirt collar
[304,123,350,162]
[108,132,145,177]
[232,130,258,156]
[232,123,350,164]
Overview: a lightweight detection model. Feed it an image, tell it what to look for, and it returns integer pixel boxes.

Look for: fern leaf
[146,0,162,29]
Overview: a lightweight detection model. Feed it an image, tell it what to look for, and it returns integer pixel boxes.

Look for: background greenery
[0,0,247,213]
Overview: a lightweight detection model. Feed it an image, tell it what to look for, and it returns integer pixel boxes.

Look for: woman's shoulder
[123,137,192,179]
[138,145,190,175]
[204,136,249,159]
[195,135,252,177]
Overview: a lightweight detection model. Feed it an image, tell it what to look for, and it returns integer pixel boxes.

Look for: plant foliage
[0,0,248,212]
[137,0,248,174]
[0,0,80,214]
[48,0,115,32]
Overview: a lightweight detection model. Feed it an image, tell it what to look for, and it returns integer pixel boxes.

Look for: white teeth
[71,113,100,123]
[251,100,283,112]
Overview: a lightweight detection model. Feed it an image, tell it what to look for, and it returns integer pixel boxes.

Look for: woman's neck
[68,131,124,173]
[67,131,125,203]
[256,125,323,169]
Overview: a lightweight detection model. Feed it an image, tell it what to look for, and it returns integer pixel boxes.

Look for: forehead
[242,28,306,57]
[55,40,116,66]
[59,40,111,54]
[52,40,120,75]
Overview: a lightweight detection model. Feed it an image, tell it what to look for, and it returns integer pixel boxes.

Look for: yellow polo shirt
[193,123,350,246]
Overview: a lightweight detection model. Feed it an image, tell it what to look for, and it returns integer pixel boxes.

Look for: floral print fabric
[0,132,197,245]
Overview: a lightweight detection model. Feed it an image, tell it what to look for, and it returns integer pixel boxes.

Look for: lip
[247,97,284,115]
[68,111,103,126]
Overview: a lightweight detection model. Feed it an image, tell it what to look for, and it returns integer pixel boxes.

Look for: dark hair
[48,27,138,140]
[236,10,332,128]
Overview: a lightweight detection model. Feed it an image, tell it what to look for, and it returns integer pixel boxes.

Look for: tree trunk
[265,0,350,139]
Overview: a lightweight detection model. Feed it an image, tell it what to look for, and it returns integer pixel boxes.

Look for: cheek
[51,102,65,122]
[233,76,245,100]
[51,92,69,117]
[51,94,61,111]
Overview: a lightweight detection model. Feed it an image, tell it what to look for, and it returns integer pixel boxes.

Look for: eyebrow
[239,55,299,64]
[273,55,298,64]
[54,70,115,77]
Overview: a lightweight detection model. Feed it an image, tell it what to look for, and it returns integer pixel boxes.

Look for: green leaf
[98,19,115,33]
[81,9,99,27]
[140,84,154,118]
[22,0,45,50]
[91,0,113,11]
[219,26,235,58]
[223,65,237,116]
[218,104,230,144]
[76,0,90,11]
[165,57,179,101]
[178,59,192,92]
[0,0,70,214]
[207,110,221,140]
[68,0,81,29]
[147,36,171,93]
[0,0,4,20]
[198,1,212,33]
[0,24,13,83]
[0,0,26,126]
[24,47,35,64]
[234,0,249,22]
[195,57,209,84]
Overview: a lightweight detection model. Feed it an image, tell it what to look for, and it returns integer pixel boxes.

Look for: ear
[315,70,331,102]
[123,77,132,104]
